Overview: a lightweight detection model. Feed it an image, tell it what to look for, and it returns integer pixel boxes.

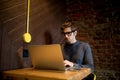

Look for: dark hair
[61,21,77,31]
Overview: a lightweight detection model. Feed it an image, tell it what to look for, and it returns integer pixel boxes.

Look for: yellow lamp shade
[23,33,32,43]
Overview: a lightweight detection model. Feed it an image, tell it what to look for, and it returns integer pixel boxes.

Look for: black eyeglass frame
[63,30,76,36]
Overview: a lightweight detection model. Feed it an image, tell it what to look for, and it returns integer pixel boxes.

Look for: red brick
[97,49,106,53]
[99,40,106,44]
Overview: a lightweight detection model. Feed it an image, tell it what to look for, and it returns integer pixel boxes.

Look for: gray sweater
[62,41,94,72]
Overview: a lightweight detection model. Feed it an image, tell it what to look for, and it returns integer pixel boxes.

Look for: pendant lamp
[23,0,32,43]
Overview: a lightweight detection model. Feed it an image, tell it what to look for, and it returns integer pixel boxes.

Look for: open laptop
[28,44,66,71]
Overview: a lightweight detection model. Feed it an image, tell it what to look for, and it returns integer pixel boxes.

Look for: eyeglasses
[63,30,75,36]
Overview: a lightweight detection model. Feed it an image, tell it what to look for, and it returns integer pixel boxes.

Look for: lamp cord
[26,0,30,33]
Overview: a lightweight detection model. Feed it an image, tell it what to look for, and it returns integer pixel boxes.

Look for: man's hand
[64,60,74,67]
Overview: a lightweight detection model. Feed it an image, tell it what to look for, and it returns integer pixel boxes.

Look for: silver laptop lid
[28,44,65,71]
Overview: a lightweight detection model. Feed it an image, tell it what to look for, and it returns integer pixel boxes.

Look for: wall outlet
[23,49,29,57]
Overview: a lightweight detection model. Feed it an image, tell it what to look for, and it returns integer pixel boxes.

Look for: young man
[61,21,94,79]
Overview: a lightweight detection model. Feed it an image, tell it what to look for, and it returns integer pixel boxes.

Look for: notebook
[28,44,66,71]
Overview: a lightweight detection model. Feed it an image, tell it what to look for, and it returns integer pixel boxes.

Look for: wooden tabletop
[3,68,91,80]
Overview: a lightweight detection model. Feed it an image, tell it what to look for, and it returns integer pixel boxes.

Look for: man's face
[63,27,76,43]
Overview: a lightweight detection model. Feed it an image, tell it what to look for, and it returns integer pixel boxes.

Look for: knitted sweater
[62,41,94,72]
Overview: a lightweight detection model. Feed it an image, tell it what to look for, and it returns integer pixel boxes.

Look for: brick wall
[66,0,120,80]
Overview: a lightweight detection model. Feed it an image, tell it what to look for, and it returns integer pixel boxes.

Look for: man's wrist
[73,63,75,67]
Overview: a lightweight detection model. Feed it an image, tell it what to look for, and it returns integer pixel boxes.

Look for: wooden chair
[93,73,96,80]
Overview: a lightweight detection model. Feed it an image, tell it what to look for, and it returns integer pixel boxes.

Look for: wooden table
[3,68,91,80]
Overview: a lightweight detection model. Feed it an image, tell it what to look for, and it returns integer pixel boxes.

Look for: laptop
[28,44,66,71]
